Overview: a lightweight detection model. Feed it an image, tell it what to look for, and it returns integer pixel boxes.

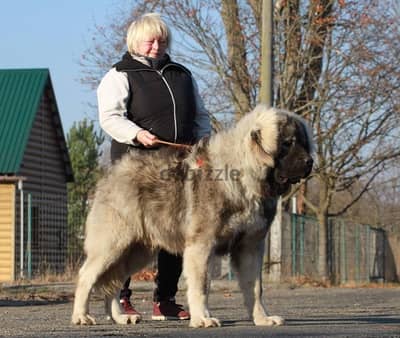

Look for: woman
[97,13,210,321]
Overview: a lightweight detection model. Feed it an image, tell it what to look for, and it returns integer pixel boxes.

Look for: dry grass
[132,269,156,281]
[3,262,156,289]
[283,275,399,289]
[338,280,400,288]
[284,276,331,288]
[0,268,156,303]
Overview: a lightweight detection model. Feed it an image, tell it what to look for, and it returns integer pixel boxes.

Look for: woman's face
[137,35,167,58]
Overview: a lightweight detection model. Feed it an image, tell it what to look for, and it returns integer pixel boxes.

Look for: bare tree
[275,0,400,279]
[80,0,400,281]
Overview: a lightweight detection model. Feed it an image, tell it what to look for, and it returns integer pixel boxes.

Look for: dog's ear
[250,128,275,167]
[277,114,290,136]
[251,129,262,144]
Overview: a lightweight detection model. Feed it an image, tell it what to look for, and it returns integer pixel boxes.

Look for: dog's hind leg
[231,237,284,326]
[106,244,154,325]
[183,243,221,328]
[71,256,108,325]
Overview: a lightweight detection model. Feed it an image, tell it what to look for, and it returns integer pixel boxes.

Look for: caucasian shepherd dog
[72,105,313,328]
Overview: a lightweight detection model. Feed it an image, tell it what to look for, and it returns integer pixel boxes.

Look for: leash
[154,139,192,151]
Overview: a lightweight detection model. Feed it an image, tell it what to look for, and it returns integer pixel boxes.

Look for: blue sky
[0,0,128,134]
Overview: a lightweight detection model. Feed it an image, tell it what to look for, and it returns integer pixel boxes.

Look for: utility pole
[260,0,282,283]
[260,0,273,107]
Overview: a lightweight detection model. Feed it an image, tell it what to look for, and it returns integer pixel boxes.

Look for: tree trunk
[296,0,333,116]
[279,0,301,110]
[296,183,306,214]
[221,0,251,117]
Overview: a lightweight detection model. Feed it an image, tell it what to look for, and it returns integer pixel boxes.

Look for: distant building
[0,69,73,282]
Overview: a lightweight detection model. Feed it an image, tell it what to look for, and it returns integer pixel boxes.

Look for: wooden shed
[0,69,73,282]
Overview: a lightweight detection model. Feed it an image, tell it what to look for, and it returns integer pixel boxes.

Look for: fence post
[18,179,24,278]
[327,218,332,280]
[355,224,360,282]
[340,221,347,283]
[299,216,304,275]
[366,225,371,282]
[27,193,32,279]
[228,256,233,281]
[291,213,297,276]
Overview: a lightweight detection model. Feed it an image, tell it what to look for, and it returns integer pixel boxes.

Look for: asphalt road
[0,280,399,337]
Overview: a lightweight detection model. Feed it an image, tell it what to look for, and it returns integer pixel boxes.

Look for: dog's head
[250,107,314,196]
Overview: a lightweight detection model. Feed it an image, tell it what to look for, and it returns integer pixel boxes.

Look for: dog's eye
[282,139,293,149]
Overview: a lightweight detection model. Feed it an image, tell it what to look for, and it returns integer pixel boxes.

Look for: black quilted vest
[114,52,196,144]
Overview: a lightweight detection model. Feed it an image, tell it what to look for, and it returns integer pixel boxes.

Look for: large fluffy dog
[72,105,313,328]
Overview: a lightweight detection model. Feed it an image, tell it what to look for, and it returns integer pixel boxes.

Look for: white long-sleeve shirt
[97,59,211,145]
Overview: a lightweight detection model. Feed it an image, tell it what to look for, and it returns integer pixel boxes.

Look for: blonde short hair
[126,13,170,54]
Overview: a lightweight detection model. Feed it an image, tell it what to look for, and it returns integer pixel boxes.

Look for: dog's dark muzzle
[275,156,313,184]
[292,156,313,182]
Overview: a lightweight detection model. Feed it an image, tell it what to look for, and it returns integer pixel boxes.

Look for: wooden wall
[0,183,15,282]
[19,86,68,195]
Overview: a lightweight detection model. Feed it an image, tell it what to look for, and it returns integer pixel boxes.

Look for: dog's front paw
[71,313,97,325]
[254,315,284,326]
[190,316,221,328]
[112,313,141,325]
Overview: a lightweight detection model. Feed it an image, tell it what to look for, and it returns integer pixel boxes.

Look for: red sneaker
[152,300,190,320]
[120,297,141,317]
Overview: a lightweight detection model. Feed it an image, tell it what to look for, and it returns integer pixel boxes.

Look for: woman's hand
[136,129,158,147]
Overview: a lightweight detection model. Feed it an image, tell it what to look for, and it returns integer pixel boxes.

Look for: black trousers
[120,250,183,302]
[111,140,183,302]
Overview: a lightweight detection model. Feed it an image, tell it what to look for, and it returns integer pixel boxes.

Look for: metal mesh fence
[67,205,85,270]
[330,219,386,283]
[16,191,86,279]
[17,192,68,279]
[278,213,386,283]
[281,213,320,278]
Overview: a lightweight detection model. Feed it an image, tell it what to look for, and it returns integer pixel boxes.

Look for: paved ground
[0,280,399,337]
